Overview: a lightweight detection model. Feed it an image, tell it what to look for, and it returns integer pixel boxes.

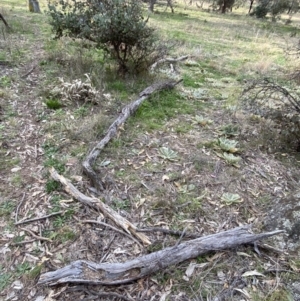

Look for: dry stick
[0,13,10,28]
[21,227,52,242]
[15,211,64,225]
[82,79,183,191]
[80,220,143,248]
[86,290,135,301]
[15,192,26,223]
[11,239,36,246]
[150,55,189,71]
[137,227,200,239]
[68,287,136,301]
[38,225,283,286]
[99,234,116,263]
[21,65,37,78]
[50,167,151,245]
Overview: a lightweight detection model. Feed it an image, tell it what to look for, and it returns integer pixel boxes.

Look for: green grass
[132,90,197,130]
[0,201,15,217]
[0,270,12,292]
[1,0,300,299]
[0,76,12,88]
[45,98,63,110]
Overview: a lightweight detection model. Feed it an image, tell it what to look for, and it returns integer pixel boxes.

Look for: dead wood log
[38,225,283,286]
[82,79,182,191]
[150,55,188,71]
[0,13,10,28]
[49,167,151,245]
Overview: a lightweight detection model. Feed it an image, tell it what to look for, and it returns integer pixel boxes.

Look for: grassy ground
[1,1,300,300]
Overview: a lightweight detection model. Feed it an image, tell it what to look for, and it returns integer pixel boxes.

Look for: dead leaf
[159,291,171,301]
[234,288,250,298]
[242,270,265,277]
[162,175,170,182]
[59,199,73,203]
[217,270,226,281]
[185,261,196,277]
[182,275,190,282]
[11,280,23,290]
[237,252,252,257]
[207,252,224,262]
[11,167,21,172]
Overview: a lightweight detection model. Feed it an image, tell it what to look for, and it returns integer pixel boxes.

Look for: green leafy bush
[48,0,165,73]
[251,0,290,19]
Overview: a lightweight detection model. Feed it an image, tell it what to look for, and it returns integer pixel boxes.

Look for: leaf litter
[1,7,300,301]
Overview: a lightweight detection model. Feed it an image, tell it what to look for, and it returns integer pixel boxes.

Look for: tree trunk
[148,0,156,12]
[221,0,226,13]
[248,0,254,13]
[29,0,41,13]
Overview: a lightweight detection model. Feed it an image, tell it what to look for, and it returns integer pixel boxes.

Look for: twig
[15,211,64,225]
[81,220,143,248]
[265,269,298,274]
[15,192,26,223]
[67,286,136,301]
[137,227,200,238]
[21,65,37,78]
[100,234,116,263]
[255,242,287,254]
[86,290,135,301]
[11,239,36,246]
[20,227,52,242]
[175,226,187,246]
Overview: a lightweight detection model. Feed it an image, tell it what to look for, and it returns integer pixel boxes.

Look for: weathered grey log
[150,55,188,71]
[38,225,283,286]
[82,79,182,191]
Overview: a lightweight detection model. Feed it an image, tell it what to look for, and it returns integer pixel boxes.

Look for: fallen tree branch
[38,225,283,286]
[50,168,151,245]
[82,79,182,191]
[150,55,188,71]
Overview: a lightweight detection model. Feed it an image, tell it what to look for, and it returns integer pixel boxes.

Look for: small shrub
[243,79,300,151]
[45,180,61,193]
[47,0,166,73]
[45,98,62,110]
[251,0,290,19]
[251,0,269,18]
